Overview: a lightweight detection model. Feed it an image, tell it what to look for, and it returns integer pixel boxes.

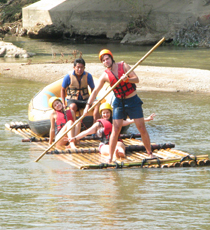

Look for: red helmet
[99,49,113,61]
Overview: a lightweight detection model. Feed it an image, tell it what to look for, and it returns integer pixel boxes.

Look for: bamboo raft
[5,121,210,170]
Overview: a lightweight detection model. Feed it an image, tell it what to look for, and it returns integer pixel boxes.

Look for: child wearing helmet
[69,102,155,161]
[49,97,80,149]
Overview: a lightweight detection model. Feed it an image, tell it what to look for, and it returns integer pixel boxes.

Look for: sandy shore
[0,62,210,93]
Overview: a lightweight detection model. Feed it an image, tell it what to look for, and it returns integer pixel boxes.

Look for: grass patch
[0,0,39,23]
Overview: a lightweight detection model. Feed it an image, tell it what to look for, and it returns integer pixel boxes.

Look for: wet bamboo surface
[5,122,210,170]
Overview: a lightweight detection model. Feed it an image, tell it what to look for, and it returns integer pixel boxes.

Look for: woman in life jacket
[69,102,155,160]
[49,97,80,149]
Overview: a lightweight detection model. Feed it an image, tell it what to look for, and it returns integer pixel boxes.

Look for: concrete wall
[22,0,134,38]
[22,0,210,39]
[22,0,66,27]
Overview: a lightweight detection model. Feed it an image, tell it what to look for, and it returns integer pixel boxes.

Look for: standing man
[83,49,154,163]
[61,58,100,124]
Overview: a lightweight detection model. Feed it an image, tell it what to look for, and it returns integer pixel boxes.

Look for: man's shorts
[67,99,88,110]
[112,94,144,120]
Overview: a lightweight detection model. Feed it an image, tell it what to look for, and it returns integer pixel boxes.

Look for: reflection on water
[1,64,210,229]
[2,36,210,71]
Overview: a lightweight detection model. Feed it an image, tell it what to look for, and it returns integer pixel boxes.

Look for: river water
[1,37,210,229]
[2,36,210,71]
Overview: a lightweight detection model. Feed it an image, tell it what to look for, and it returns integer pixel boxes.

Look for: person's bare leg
[57,120,76,149]
[114,142,126,159]
[75,121,81,136]
[108,119,123,163]
[55,138,68,148]
[69,102,77,114]
[68,102,80,144]
[134,118,155,158]
[55,128,68,148]
[66,120,76,148]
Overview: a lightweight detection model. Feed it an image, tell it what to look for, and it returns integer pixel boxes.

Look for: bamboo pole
[173,162,181,167]
[126,143,175,152]
[48,147,99,154]
[180,161,190,167]
[80,155,209,169]
[204,159,210,166]
[22,137,50,142]
[197,160,205,166]
[188,160,197,167]
[47,142,174,155]
[22,133,142,142]
[35,37,165,162]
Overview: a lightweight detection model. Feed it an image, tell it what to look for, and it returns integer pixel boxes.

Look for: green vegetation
[0,0,39,23]
[172,41,199,47]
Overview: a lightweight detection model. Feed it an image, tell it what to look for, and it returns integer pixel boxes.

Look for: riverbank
[1,62,210,94]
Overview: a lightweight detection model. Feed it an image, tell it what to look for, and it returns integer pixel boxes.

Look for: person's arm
[49,112,56,145]
[61,87,66,108]
[144,113,156,122]
[87,73,95,93]
[122,119,135,126]
[69,122,99,142]
[83,73,107,115]
[121,62,139,84]
[61,74,70,108]
[122,113,156,126]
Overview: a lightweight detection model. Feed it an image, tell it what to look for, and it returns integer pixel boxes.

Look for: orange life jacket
[66,72,89,100]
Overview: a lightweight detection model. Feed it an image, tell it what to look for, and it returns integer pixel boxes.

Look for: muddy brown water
[1,37,210,229]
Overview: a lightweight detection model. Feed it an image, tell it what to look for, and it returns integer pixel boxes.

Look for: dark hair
[74,58,85,67]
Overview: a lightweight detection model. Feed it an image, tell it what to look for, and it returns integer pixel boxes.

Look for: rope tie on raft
[141,157,161,168]
[180,154,197,165]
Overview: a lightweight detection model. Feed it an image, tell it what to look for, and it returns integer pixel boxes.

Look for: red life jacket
[56,110,74,132]
[97,119,112,144]
[105,61,136,98]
